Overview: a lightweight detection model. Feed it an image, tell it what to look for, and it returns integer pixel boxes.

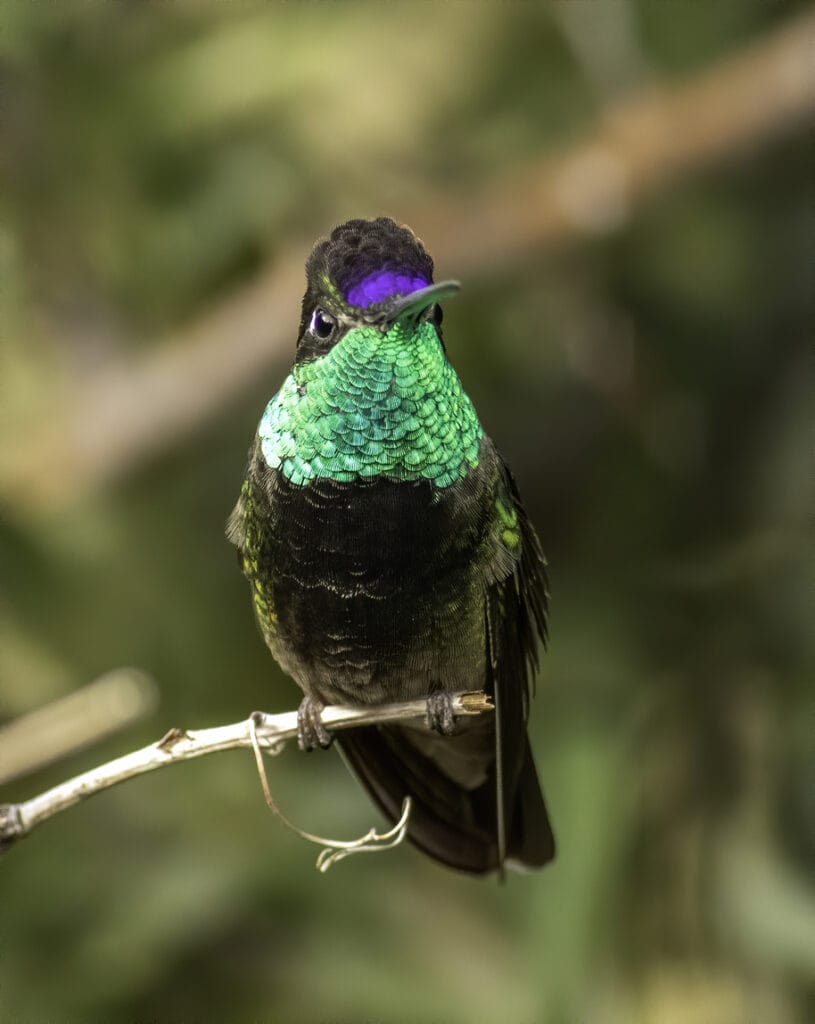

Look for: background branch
[4,9,813,514]
[0,668,158,785]
[0,691,493,852]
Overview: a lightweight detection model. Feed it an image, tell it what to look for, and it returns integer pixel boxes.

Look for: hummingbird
[227,217,554,874]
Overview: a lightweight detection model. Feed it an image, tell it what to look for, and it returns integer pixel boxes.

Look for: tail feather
[337,725,554,875]
[507,738,556,867]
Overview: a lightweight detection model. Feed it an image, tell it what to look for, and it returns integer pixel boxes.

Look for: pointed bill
[384,280,461,327]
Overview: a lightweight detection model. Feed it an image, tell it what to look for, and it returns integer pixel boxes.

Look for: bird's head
[295,217,460,365]
[256,217,479,489]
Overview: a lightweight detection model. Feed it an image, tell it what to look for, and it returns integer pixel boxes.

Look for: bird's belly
[260,471,490,705]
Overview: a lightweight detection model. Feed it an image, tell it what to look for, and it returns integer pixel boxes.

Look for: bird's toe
[425,690,458,736]
[297,695,333,751]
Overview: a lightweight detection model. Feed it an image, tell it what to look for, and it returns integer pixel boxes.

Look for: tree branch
[0,668,159,786]
[4,10,814,513]
[0,690,493,853]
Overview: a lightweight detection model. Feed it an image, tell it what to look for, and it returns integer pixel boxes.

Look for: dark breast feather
[230,437,500,696]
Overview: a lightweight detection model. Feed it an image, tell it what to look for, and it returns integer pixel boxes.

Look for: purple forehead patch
[345,270,429,309]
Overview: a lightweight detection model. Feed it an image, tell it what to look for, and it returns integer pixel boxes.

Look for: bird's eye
[310,309,335,340]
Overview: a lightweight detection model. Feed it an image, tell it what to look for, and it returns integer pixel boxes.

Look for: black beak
[383,280,461,328]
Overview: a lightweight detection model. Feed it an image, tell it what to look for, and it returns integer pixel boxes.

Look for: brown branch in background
[4,10,814,513]
[0,690,493,853]
[423,7,815,270]
[0,668,158,785]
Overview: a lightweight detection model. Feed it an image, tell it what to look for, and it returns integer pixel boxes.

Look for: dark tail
[337,726,555,875]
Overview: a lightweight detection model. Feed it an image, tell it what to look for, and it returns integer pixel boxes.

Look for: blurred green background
[1,3,813,1022]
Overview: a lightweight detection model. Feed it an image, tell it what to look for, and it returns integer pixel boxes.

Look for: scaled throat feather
[259,321,482,487]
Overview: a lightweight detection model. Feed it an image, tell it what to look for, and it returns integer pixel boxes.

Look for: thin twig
[0,690,493,853]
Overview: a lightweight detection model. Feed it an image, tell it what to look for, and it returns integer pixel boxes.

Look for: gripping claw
[297,695,333,751]
[425,691,457,736]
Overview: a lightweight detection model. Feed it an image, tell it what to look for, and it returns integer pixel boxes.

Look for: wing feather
[485,456,553,868]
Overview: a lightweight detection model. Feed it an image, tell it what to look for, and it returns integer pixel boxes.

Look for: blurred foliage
[1,3,813,1023]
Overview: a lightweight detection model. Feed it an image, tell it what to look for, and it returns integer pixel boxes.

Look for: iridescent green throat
[259,321,482,487]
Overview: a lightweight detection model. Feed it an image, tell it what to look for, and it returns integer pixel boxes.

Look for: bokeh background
[1,3,813,1022]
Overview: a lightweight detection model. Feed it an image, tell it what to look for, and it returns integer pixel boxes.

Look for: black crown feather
[299,217,434,333]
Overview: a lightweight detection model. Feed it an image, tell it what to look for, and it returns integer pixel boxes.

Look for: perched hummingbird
[227,217,554,874]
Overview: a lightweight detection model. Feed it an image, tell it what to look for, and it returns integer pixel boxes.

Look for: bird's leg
[297,695,333,751]
[425,690,458,736]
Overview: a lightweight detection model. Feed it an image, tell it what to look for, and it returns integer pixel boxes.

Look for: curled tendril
[248,713,412,873]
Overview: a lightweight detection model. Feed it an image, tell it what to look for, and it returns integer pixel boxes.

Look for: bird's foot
[297,695,333,752]
[425,691,458,736]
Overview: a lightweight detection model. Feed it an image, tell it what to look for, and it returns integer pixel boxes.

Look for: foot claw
[425,691,457,736]
[297,696,332,751]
